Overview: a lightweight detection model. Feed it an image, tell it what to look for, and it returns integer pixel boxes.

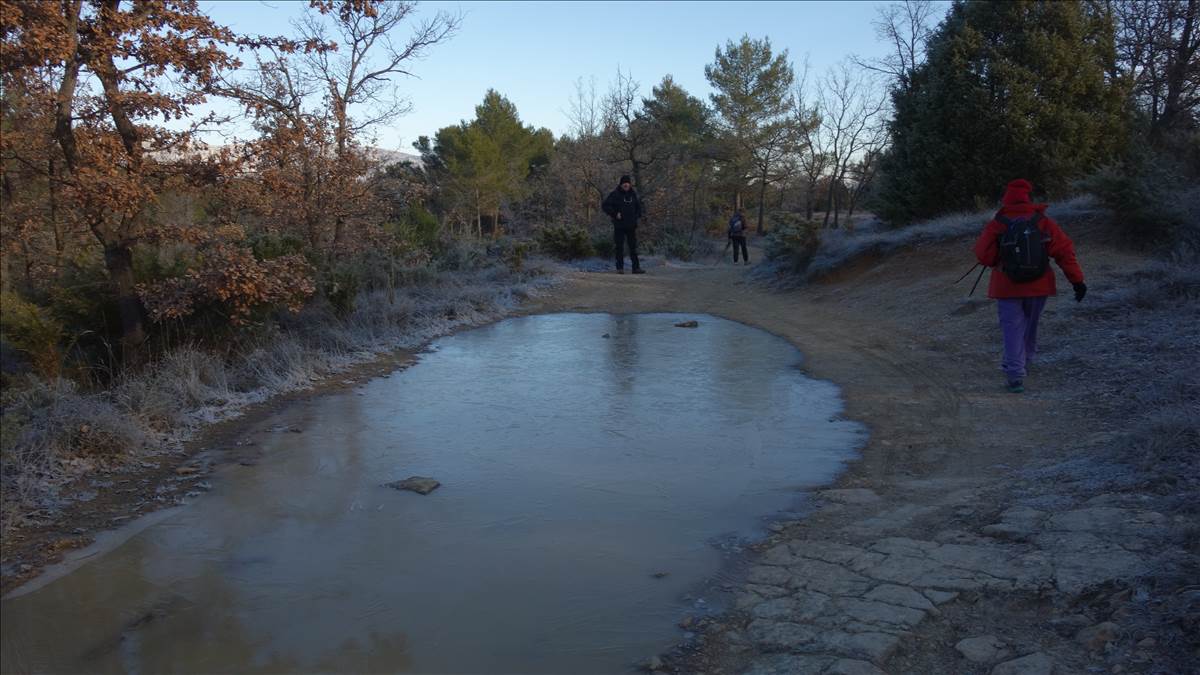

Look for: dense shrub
[657,229,700,261]
[537,224,594,260]
[591,230,615,260]
[762,213,821,274]
[0,292,64,379]
[487,237,535,271]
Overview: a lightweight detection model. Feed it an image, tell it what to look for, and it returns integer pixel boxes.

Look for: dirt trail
[528,232,1193,675]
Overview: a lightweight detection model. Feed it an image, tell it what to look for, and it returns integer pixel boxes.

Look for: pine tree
[705,35,797,233]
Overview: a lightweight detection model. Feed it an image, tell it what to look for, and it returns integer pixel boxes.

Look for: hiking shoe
[1006,380,1024,393]
[615,268,625,274]
[631,268,646,274]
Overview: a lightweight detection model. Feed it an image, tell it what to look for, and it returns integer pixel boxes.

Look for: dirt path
[526,232,1194,675]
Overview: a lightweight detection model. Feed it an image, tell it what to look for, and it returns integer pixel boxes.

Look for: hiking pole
[968,265,987,297]
[954,263,981,284]
[954,263,988,297]
[716,236,731,263]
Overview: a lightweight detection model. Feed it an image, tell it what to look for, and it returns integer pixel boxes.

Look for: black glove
[1073,282,1087,302]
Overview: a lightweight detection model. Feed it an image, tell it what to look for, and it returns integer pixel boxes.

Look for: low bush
[762,213,822,274]
[537,224,594,260]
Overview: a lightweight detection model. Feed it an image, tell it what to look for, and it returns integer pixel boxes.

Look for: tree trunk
[756,179,768,235]
[822,184,835,227]
[1158,0,1197,134]
[102,241,147,355]
[49,156,63,270]
[475,190,482,238]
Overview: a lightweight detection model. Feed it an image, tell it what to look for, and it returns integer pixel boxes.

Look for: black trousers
[731,235,748,262]
[614,227,640,270]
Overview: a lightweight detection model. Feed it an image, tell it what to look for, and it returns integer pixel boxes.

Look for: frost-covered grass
[752,195,1105,285]
[0,262,560,531]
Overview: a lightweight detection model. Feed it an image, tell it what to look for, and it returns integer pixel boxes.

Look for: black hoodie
[601,182,643,228]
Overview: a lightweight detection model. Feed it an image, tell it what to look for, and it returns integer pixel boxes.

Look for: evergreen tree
[877,0,1127,224]
[705,35,797,233]
[422,90,553,236]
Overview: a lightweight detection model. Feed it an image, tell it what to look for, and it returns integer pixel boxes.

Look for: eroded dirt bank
[527,223,1197,675]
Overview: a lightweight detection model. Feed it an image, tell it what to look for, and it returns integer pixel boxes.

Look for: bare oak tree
[297,0,461,246]
[818,62,887,228]
[852,0,937,93]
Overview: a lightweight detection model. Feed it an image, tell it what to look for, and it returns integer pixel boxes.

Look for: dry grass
[0,262,560,531]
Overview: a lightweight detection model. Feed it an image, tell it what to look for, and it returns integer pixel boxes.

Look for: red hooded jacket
[973,179,1084,299]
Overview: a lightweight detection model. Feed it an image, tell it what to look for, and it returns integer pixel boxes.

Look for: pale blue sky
[197,0,950,153]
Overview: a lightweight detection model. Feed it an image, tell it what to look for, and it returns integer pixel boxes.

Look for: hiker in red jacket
[973,179,1087,393]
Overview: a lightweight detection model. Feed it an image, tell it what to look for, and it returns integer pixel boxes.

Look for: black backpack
[996,213,1050,283]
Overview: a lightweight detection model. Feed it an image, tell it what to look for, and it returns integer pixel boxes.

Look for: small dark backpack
[996,213,1050,283]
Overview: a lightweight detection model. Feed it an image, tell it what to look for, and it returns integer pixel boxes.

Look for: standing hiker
[973,179,1086,393]
[728,208,749,264]
[601,174,644,274]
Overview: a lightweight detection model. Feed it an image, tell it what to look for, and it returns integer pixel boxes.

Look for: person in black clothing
[728,208,749,264]
[601,175,644,274]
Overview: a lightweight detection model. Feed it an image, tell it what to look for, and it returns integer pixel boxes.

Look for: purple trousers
[996,296,1047,382]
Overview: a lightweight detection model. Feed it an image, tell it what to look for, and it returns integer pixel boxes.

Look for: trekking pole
[953,263,988,297]
[967,265,987,297]
[954,263,981,284]
[717,236,731,263]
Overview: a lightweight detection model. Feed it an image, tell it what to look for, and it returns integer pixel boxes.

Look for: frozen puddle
[2,313,865,674]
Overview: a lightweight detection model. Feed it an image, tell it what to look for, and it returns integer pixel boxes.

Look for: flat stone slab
[384,476,441,495]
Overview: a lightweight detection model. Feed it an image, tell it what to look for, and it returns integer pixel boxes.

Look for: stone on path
[818,488,882,504]
[826,659,887,675]
[955,635,1012,664]
[385,476,441,495]
[990,652,1055,675]
[1075,622,1120,651]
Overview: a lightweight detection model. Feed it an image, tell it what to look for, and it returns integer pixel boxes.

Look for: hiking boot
[615,268,625,274]
[1006,380,1024,393]
[632,268,646,274]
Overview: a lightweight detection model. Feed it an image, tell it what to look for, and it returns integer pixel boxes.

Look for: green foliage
[591,230,615,260]
[434,239,488,272]
[0,291,64,379]
[537,225,594,260]
[763,213,821,274]
[425,90,555,233]
[656,229,700,261]
[487,237,534,271]
[394,204,442,252]
[877,0,1128,224]
[705,35,794,137]
[322,264,363,316]
[249,232,307,260]
[1079,134,1200,248]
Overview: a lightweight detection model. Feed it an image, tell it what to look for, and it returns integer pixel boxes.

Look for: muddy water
[2,313,865,674]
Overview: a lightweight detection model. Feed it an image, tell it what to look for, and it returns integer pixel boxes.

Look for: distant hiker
[602,174,644,274]
[728,209,749,264]
[973,179,1086,393]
